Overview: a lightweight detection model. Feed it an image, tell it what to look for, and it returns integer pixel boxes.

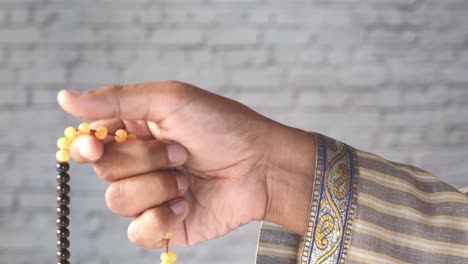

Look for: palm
[124,87,271,246]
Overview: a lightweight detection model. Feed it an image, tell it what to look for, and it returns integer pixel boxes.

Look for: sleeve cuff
[256,133,359,264]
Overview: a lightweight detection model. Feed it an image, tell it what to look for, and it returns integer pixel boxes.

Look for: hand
[58,81,316,249]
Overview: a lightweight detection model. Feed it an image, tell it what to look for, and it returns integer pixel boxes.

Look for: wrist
[263,124,317,235]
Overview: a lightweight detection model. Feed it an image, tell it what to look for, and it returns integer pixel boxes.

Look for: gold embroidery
[301,134,359,264]
[315,214,335,250]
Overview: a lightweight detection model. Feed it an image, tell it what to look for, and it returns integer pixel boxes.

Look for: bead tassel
[55,124,179,263]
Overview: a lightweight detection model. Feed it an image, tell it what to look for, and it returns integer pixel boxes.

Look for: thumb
[57,82,194,121]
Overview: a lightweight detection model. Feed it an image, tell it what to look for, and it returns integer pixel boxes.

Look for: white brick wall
[1,0,467,263]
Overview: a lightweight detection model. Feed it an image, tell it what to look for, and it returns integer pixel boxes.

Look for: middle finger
[93,140,188,182]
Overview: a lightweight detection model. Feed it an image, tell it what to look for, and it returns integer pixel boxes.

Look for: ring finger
[105,171,190,217]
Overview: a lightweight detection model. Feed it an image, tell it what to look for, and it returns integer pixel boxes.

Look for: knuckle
[93,163,116,182]
[147,141,167,164]
[148,209,163,229]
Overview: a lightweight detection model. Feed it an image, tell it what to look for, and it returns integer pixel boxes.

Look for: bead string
[55,123,177,264]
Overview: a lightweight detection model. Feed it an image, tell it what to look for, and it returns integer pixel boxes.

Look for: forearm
[263,123,317,235]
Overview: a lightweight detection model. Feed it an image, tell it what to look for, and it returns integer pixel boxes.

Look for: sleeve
[255,133,468,264]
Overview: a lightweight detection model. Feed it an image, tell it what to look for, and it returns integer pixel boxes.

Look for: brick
[402,87,447,107]
[0,86,26,105]
[34,8,81,27]
[177,67,226,91]
[230,68,283,89]
[0,27,40,44]
[274,48,324,66]
[18,193,52,209]
[340,64,388,87]
[0,191,13,209]
[31,87,60,105]
[0,67,16,83]
[237,91,293,109]
[383,110,443,127]
[8,9,30,24]
[71,67,118,85]
[83,9,139,24]
[248,9,271,25]
[420,30,467,48]
[162,10,189,25]
[440,67,468,84]
[206,28,258,46]
[441,108,468,125]
[264,30,310,46]
[328,49,352,66]
[191,9,244,25]
[109,48,137,67]
[0,10,6,24]
[288,67,341,88]
[190,9,216,25]
[274,10,321,27]
[121,64,178,84]
[79,48,108,66]
[297,90,349,108]
[159,49,187,64]
[47,28,96,45]
[97,27,145,44]
[369,30,417,47]
[406,9,453,27]
[20,66,66,84]
[138,9,162,24]
[191,49,269,66]
[389,62,439,85]
[149,29,203,46]
[278,111,380,131]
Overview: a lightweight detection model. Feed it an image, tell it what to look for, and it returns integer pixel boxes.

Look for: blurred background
[1,0,467,263]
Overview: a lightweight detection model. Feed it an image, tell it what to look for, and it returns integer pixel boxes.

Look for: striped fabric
[256,133,468,264]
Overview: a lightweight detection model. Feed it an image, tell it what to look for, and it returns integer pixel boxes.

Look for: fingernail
[60,89,81,96]
[169,199,188,216]
[175,174,189,193]
[78,144,92,159]
[167,144,187,165]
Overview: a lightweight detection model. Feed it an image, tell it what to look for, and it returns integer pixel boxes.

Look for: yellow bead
[114,129,128,143]
[163,231,174,240]
[56,150,70,162]
[57,137,71,150]
[64,127,78,141]
[160,262,172,264]
[78,123,90,135]
[168,252,177,262]
[127,133,137,140]
[160,253,169,262]
[95,126,108,140]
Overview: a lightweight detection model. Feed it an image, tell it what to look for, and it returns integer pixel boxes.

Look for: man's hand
[58,81,316,249]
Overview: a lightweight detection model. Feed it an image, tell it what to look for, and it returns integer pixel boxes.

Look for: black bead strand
[57,205,70,217]
[56,162,70,173]
[57,183,70,195]
[56,216,70,228]
[57,249,70,261]
[56,227,69,239]
[57,172,70,183]
[57,238,70,249]
[56,162,71,262]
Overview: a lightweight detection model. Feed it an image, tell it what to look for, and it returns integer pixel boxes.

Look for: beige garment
[256,133,468,264]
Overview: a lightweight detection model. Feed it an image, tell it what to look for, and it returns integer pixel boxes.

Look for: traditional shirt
[256,133,468,264]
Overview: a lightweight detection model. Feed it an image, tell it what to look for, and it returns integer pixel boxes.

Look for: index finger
[57,81,196,122]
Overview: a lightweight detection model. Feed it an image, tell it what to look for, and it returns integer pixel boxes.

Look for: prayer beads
[55,123,178,263]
